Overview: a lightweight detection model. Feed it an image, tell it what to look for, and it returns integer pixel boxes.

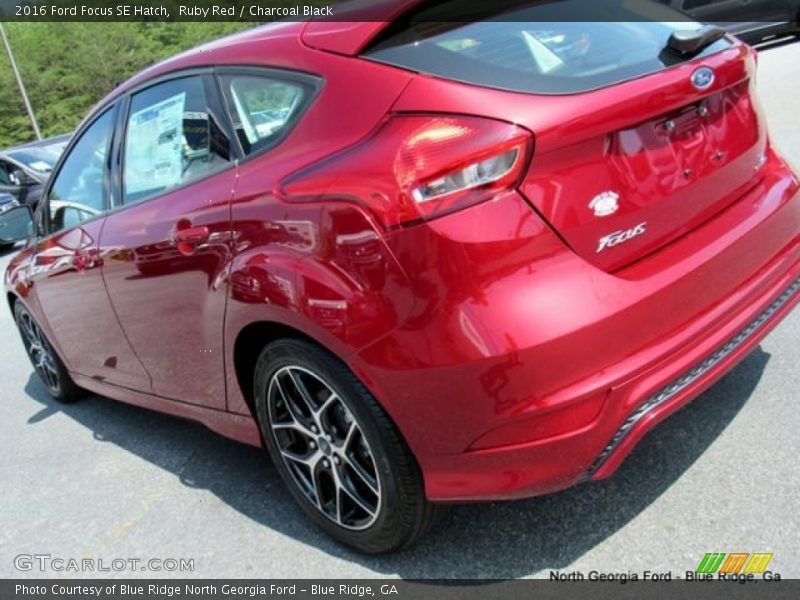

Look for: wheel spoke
[343,453,379,495]
[43,354,58,372]
[286,369,318,414]
[30,323,43,347]
[272,420,314,439]
[280,447,317,467]
[342,420,357,451]
[317,391,337,418]
[42,365,58,390]
[335,484,344,524]
[310,458,328,510]
[20,317,38,346]
[328,465,347,525]
[339,476,377,517]
[274,377,316,435]
[34,348,52,372]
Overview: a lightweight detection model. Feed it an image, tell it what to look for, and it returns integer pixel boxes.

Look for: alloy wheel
[18,311,61,393]
[267,366,381,530]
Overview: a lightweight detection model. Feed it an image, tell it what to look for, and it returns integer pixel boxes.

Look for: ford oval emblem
[691,67,715,91]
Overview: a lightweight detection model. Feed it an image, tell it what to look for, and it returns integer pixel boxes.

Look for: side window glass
[123,76,232,205]
[0,161,10,185]
[221,74,310,156]
[49,109,114,233]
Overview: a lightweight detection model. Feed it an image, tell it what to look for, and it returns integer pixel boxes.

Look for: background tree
[0,23,252,147]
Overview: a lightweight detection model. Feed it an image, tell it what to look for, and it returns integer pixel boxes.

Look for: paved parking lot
[1,41,799,580]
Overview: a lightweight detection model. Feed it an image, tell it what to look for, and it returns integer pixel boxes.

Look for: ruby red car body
[5,13,800,509]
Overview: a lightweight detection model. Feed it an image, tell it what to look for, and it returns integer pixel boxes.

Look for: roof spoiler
[302,0,426,56]
[666,25,727,57]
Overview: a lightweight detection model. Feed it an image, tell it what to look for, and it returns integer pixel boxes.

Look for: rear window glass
[362,0,731,95]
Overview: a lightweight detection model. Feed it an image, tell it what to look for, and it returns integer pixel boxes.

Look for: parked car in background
[0,193,22,251]
[657,0,800,44]
[1,0,800,553]
[0,134,71,210]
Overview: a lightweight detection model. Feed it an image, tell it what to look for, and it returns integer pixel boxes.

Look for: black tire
[253,338,445,553]
[14,301,83,403]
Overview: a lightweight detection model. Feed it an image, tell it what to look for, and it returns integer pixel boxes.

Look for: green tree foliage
[0,23,252,147]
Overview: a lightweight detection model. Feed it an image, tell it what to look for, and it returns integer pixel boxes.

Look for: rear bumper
[353,150,800,502]
[415,260,798,502]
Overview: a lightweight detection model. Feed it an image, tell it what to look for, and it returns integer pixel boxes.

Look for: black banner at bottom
[4,580,800,600]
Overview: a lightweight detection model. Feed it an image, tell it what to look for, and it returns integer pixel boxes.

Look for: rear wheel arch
[231,320,416,463]
[232,321,342,419]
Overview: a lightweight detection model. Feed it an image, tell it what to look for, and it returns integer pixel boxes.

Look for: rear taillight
[280,114,532,228]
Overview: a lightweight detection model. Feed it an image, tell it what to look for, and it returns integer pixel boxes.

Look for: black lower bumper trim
[584,276,800,479]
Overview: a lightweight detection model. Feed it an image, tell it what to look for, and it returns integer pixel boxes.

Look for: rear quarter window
[219,72,320,157]
[362,0,731,95]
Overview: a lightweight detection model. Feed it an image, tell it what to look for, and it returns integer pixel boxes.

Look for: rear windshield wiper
[666,25,727,57]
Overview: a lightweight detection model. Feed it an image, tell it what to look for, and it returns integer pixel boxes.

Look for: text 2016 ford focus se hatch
[3,0,799,553]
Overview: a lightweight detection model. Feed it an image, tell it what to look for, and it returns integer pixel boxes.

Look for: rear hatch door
[363,2,767,271]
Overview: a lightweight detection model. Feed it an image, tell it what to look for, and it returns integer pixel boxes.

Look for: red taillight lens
[280,115,532,228]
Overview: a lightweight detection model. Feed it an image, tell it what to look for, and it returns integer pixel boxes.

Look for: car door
[26,106,151,390]
[99,72,238,409]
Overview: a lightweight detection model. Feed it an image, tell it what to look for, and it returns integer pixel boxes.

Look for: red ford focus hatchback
[3,1,800,553]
